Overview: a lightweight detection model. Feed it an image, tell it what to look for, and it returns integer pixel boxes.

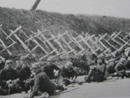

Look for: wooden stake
[102,38,117,50]
[6,26,22,39]
[79,35,96,54]
[39,50,56,61]
[0,28,15,42]
[38,30,59,54]
[10,30,31,52]
[62,38,77,55]
[0,39,12,55]
[31,37,48,54]
[24,45,39,58]
[25,31,41,43]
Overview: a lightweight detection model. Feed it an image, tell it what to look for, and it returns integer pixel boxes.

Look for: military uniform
[30,71,57,98]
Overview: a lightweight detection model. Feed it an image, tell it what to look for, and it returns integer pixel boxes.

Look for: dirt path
[51,77,130,98]
[3,77,130,98]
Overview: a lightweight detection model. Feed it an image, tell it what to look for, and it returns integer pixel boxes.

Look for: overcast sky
[0,0,130,19]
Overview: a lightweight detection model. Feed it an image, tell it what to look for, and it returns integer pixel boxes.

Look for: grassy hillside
[1,7,130,58]
[0,7,130,36]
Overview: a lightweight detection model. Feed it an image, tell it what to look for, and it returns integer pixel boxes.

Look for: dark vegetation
[0,7,130,58]
[0,7,130,36]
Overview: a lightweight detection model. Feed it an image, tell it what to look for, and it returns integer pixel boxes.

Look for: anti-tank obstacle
[0,25,130,61]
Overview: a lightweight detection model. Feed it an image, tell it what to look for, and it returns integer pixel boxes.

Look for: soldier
[15,57,32,92]
[81,49,97,74]
[0,86,8,95]
[0,60,19,82]
[85,57,106,82]
[41,57,61,79]
[30,62,66,98]
[61,61,77,79]
[17,57,31,81]
[114,54,128,78]
[0,56,5,71]
[0,60,20,94]
[124,47,130,70]
[106,58,116,76]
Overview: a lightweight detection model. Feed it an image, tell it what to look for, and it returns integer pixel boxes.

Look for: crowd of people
[0,46,130,98]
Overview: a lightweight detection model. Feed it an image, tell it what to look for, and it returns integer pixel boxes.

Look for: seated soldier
[113,47,125,61]
[61,61,77,79]
[41,57,61,79]
[30,62,66,98]
[16,57,31,81]
[61,61,78,86]
[0,56,5,71]
[0,60,21,94]
[71,56,89,75]
[80,50,97,74]
[114,54,128,78]
[15,57,32,92]
[106,58,117,76]
[85,57,106,82]
[15,59,22,71]
[123,47,130,70]
[0,86,8,95]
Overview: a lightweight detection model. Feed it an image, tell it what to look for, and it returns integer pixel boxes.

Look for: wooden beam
[112,31,122,39]
[39,50,56,61]
[84,34,95,41]
[61,50,75,58]
[0,39,12,55]
[25,31,41,43]
[94,33,110,51]
[20,30,30,39]
[66,33,83,51]
[44,36,59,42]
[49,51,65,59]
[30,0,41,11]
[85,36,98,50]
[54,39,66,52]
[24,45,39,58]
[56,31,68,40]
[0,42,16,53]
[0,24,2,27]
[0,28,15,42]
[102,38,117,50]
[38,30,59,54]
[31,37,48,54]
[79,35,96,54]
[110,32,116,38]
[75,35,81,40]
[62,37,78,55]
[98,40,108,50]
[113,36,126,45]
[6,26,22,39]
[94,33,108,44]
[52,32,67,52]
[81,32,88,38]
[123,32,130,40]
[70,35,84,51]
[9,30,31,52]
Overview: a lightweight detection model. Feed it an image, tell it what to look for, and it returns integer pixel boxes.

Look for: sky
[0,0,130,19]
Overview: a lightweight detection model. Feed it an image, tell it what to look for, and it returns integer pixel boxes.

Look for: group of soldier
[0,45,130,98]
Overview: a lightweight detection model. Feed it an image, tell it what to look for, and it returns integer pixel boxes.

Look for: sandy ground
[51,77,130,98]
[2,77,130,98]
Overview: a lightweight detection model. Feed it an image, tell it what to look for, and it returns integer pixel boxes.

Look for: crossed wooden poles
[0,25,130,60]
